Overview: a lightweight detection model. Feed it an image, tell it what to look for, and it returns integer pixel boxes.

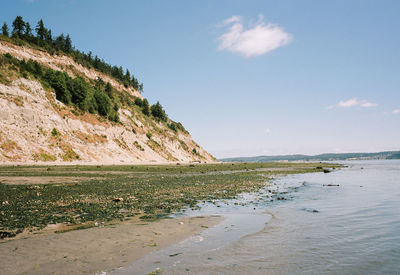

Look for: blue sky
[2,0,400,158]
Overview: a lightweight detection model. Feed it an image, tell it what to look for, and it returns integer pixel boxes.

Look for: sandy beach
[0,163,338,274]
[0,215,222,274]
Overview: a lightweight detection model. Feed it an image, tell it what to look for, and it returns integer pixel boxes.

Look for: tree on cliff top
[12,16,25,38]
[2,22,9,37]
[35,19,46,40]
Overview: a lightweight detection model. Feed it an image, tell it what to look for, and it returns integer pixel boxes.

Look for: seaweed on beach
[0,162,340,237]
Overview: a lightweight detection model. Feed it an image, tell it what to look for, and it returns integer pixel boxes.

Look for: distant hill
[219,151,400,162]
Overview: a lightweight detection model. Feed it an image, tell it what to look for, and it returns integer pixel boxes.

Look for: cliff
[0,39,215,164]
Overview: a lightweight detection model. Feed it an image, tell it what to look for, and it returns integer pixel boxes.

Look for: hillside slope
[220,151,400,162]
[0,40,215,164]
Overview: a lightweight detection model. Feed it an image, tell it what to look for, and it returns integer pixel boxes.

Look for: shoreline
[0,160,215,166]
[0,162,340,274]
[0,215,223,275]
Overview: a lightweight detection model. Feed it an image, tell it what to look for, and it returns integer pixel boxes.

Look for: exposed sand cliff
[0,40,215,164]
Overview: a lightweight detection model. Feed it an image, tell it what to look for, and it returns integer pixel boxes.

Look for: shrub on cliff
[68,76,88,105]
[44,70,72,104]
[94,89,111,117]
[151,101,167,122]
[134,97,143,107]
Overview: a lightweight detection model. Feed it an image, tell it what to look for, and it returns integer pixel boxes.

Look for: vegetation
[2,22,9,37]
[33,152,57,162]
[0,16,190,142]
[0,139,20,152]
[1,16,143,92]
[1,52,187,132]
[168,121,187,133]
[220,151,400,162]
[0,53,120,122]
[51,128,60,137]
[151,101,167,122]
[0,162,340,238]
[142,98,150,116]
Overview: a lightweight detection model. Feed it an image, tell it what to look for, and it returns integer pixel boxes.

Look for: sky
[2,0,400,158]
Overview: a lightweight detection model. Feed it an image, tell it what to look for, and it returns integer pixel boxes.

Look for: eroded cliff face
[0,40,141,98]
[0,41,215,164]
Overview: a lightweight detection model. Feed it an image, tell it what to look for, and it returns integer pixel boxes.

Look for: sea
[113,160,400,275]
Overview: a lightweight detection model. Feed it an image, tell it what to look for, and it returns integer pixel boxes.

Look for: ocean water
[113,160,400,275]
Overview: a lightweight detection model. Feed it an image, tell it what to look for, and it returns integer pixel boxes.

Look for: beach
[0,162,338,274]
[121,160,400,274]
[0,215,222,274]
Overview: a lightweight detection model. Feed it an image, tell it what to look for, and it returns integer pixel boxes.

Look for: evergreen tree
[139,83,144,93]
[64,34,72,52]
[142,98,150,116]
[134,97,143,107]
[118,66,123,79]
[12,16,25,38]
[125,69,131,82]
[3,17,142,93]
[24,22,32,37]
[35,19,46,40]
[1,22,9,37]
[150,101,167,121]
[93,55,100,68]
[45,29,52,44]
[54,33,65,50]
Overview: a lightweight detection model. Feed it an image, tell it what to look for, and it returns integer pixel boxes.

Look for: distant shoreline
[219,150,400,162]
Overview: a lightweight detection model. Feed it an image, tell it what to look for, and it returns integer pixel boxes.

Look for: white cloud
[328,98,378,109]
[359,101,378,108]
[264,128,271,134]
[393,109,400,114]
[222,16,241,25]
[337,98,359,107]
[217,15,292,57]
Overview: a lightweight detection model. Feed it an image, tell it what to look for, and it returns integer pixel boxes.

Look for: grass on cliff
[0,53,190,138]
[0,162,340,238]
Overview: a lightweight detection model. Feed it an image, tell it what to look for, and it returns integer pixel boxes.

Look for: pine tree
[24,22,32,37]
[35,19,46,40]
[150,101,167,121]
[139,83,144,93]
[12,16,25,38]
[64,34,72,52]
[55,33,65,50]
[118,66,123,79]
[1,22,9,37]
[45,29,52,44]
[142,98,150,116]
[125,69,131,82]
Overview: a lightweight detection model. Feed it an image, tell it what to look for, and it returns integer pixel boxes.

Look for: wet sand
[0,215,222,275]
